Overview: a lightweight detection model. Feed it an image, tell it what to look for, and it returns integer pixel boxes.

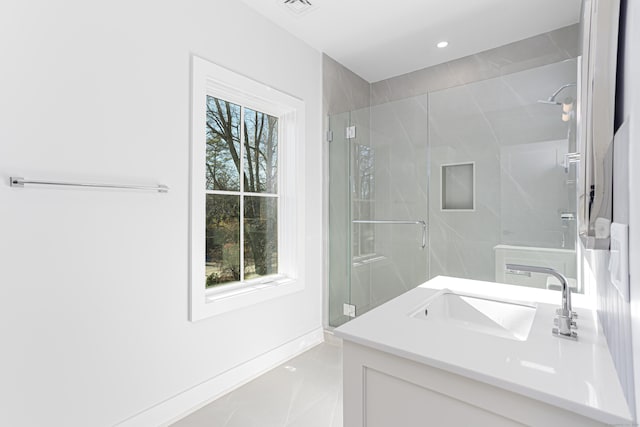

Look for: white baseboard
[115,327,324,427]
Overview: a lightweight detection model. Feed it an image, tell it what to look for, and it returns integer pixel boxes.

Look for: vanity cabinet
[336,277,633,427]
[343,340,605,427]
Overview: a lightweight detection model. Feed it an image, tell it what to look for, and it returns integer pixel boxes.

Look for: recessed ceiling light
[436,41,449,49]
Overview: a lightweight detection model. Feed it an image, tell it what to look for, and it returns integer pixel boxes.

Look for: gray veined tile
[285,392,342,427]
[323,54,370,115]
[548,24,580,59]
[369,24,580,107]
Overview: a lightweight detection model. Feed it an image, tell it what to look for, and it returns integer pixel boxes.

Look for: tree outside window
[205,96,278,287]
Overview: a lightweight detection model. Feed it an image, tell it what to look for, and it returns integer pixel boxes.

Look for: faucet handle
[552,326,578,340]
[554,317,577,329]
[553,314,578,340]
[556,308,578,319]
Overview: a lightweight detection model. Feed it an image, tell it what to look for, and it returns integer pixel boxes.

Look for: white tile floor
[172,339,343,427]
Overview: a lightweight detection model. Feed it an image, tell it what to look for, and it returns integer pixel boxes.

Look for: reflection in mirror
[429,58,580,293]
[577,0,621,247]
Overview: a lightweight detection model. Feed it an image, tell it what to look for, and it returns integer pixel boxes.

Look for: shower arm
[547,83,577,103]
[352,220,427,250]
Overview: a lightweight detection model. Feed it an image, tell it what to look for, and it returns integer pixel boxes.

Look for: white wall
[580,0,640,416]
[0,1,322,426]
[625,0,640,419]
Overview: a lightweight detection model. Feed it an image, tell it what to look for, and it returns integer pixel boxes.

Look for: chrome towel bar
[9,177,169,193]
[352,219,427,249]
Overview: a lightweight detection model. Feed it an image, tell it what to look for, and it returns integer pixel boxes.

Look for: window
[205,97,279,287]
[190,57,304,321]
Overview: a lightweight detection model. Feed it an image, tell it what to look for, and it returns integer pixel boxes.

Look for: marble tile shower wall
[322,54,370,116]
[428,59,578,282]
[370,24,579,105]
[500,140,574,249]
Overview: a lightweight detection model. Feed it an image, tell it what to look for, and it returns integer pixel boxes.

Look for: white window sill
[191,276,302,321]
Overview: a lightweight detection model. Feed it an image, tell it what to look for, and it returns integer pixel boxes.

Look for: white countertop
[334,276,633,425]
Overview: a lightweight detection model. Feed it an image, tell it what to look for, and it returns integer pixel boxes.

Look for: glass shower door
[357,97,429,315]
[328,96,430,328]
[328,111,352,327]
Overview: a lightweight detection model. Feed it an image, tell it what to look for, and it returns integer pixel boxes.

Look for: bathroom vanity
[334,276,633,427]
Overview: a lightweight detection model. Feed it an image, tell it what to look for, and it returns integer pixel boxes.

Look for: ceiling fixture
[436,41,449,48]
[282,0,316,16]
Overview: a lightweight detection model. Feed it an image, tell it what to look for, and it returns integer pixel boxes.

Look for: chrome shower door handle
[418,220,427,250]
[352,219,428,250]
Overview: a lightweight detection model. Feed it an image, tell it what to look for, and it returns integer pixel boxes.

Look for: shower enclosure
[328,59,579,328]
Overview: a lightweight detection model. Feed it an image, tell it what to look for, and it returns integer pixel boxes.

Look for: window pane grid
[206,97,241,191]
[205,194,240,286]
[239,105,245,282]
[205,96,279,289]
[244,108,278,194]
[205,190,279,198]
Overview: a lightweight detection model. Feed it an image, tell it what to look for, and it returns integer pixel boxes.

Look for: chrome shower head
[546,83,577,104]
[537,83,576,107]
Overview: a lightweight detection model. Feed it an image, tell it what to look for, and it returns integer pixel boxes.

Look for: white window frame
[190,56,304,321]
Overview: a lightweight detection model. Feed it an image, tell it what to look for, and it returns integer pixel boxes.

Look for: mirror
[577,0,621,248]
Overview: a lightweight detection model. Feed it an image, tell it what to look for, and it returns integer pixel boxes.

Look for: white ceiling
[239,0,582,82]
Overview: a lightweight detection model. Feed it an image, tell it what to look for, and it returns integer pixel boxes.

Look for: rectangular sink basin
[410,289,537,341]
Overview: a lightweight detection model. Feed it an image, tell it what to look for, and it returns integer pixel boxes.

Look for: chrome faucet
[505,264,577,340]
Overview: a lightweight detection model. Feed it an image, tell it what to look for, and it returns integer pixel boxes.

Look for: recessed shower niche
[441,162,475,211]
